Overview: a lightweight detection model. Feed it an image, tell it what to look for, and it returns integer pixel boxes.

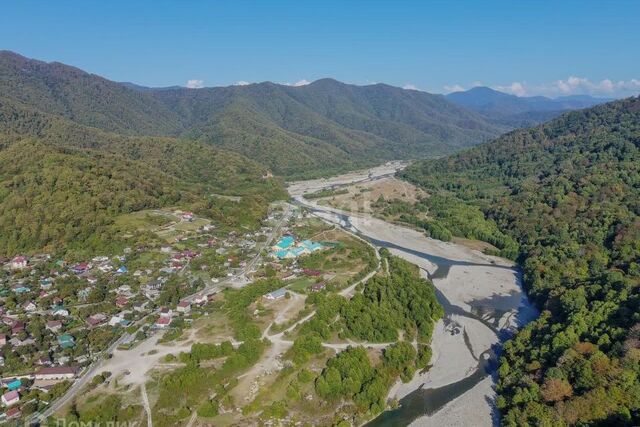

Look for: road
[141,383,153,427]
[32,203,294,422]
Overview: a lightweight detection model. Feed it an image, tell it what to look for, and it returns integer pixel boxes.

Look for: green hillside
[0,51,506,178]
[0,98,286,256]
[401,98,640,425]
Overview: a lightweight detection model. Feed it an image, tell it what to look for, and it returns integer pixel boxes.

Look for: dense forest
[0,97,286,256]
[0,50,505,178]
[401,97,640,425]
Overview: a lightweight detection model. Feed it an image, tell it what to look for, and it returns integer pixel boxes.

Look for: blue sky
[2,0,639,97]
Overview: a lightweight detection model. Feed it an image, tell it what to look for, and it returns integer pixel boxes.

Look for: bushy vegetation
[1,51,504,178]
[402,97,640,426]
[0,96,285,256]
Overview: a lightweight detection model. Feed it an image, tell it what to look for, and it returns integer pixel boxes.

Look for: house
[155,316,171,328]
[57,334,75,349]
[133,301,148,312]
[9,256,28,270]
[159,307,172,318]
[0,334,6,346]
[264,288,287,300]
[116,266,128,274]
[86,313,107,328]
[176,301,191,314]
[71,262,89,275]
[311,282,326,292]
[193,294,207,305]
[22,301,37,312]
[11,284,29,294]
[34,366,79,381]
[5,406,21,419]
[303,269,322,277]
[115,296,129,308]
[1,390,19,406]
[108,315,125,327]
[182,212,194,221]
[46,320,63,333]
[6,379,21,391]
[52,307,69,317]
[11,322,25,336]
[40,278,54,290]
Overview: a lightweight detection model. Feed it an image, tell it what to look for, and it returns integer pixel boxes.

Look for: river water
[289,171,537,427]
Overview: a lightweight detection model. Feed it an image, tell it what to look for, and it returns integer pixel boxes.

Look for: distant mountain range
[446,86,611,127]
[0,50,505,178]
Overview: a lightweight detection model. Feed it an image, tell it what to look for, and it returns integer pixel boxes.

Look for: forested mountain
[446,86,610,127]
[0,97,286,256]
[0,51,505,178]
[401,97,640,425]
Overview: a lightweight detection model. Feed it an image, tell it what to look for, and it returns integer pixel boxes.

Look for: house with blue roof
[6,379,21,391]
[264,288,288,300]
[58,334,75,349]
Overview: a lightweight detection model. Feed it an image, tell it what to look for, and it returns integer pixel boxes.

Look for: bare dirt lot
[318,176,427,213]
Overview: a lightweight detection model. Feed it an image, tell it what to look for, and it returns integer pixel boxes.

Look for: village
[0,202,308,422]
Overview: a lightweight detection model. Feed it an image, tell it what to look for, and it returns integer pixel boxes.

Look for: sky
[2,0,639,98]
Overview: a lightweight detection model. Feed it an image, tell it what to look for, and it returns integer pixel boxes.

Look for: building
[34,366,79,381]
[272,236,295,251]
[1,390,19,406]
[115,296,129,308]
[310,282,326,292]
[0,334,5,346]
[155,316,171,328]
[58,334,75,349]
[86,313,107,328]
[176,301,191,314]
[9,256,28,270]
[46,320,63,333]
[5,379,21,391]
[159,307,172,318]
[264,288,287,300]
[22,301,37,312]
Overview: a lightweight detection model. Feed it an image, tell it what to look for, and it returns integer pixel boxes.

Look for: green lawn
[286,277,316,292]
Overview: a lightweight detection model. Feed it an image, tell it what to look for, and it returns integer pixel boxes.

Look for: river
[288,164,537,426]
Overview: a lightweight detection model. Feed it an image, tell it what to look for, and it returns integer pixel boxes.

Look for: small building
[155,316,171,328]
[1,390,19,406]
[22,301,37,312]
[176,301,191,314]
[159,307,173,318]
[86,313,107,328]
[6,379,21,391]
[116,266,128,274]
[0,334,6,346]
[58,334,75,349]
[35,366,79,381]
[46,320,63,333]
[5,406,21,420]
[310,282,326,292]
[9,256,28,270]
[264,288,287,300]
[115,296,129,308]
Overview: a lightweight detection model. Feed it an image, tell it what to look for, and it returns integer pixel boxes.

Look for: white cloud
[446,76,640,98]
[186,79,204,89]
[442,84,465,94]
[234,80,251,86]
[502,76,640,97]
[292,79,311,87]
[403,84,419,91]
[495,81,527,97]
